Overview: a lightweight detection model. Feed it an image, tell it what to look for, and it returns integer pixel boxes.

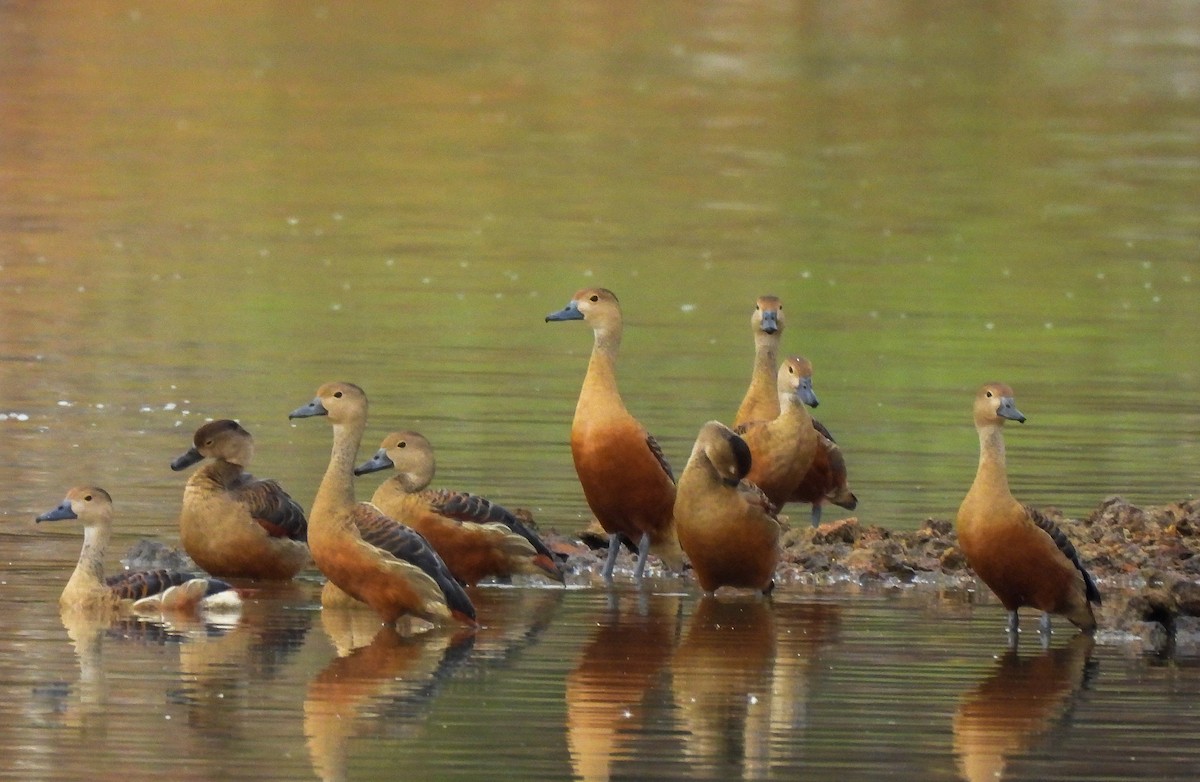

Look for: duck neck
[66,523,109,594]
[972,423,1011,497]
[743,334,781,419]
[313,418,365,522]
[395,467,431,493]
[776,390,812,429]
[579,324,626,415]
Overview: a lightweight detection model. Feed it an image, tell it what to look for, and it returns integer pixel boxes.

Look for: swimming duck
[171,419,311,580]
[675,421,781,593]
[545,287,682,581]
[289,382,475,626]
[734,356,820,509]
[36,486,241,614]
[955,383,1101,636]
[354,430,564,586]
[733,296,857,526]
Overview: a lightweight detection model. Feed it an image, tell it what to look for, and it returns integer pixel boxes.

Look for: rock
[812,517,860,545]
[1171,581,1200,616]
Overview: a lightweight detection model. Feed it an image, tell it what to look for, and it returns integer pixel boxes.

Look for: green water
[1,2,1198,780]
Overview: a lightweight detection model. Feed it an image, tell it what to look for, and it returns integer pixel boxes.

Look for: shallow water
[1,1,1198,780]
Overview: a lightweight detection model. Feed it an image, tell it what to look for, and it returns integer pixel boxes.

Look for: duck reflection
[305,608,475,782]
[953,634,1097,782]
[767,599,842,742]
[671,596,776,777]
[458,586,563,674]
[567,591,683,782]
[167,582,314,736]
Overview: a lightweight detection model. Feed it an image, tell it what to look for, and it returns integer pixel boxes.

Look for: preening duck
[675,421,781,594]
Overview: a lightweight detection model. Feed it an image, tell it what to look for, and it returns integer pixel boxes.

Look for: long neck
[312,417,365,521]
[578,323,626,416]
[394,466,431,493]
[66,523,109,594]
[737,333,781,423]
[776,390,812,428]
[972,423,1011,497]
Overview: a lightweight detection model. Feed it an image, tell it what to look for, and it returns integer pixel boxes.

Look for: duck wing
[105,569,191,600]
[422,489,558,562]
[1026,505,1102,605]
[646,433,675,484]
[352,504,476,620]
[232,474,309,542]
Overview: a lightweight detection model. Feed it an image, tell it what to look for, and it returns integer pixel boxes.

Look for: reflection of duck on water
[953,634,1097,782]
[567,592,683,782]
[305,612,475,782]
[670,596,775,778]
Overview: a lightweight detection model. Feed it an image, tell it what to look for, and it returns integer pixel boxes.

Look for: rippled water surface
[1,1,1198,780]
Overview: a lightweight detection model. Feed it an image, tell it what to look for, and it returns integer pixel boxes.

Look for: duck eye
[589,295,599,302]
[83,495,92,502]
[398,441,406,448]
[986,390,993,398]
[333,391,343,398]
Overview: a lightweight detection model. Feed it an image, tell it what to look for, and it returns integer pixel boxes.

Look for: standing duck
[289,382,475,626]
[675,421,781,593]
[955,383,1101,636]
[733,295,858,526]
[735,357,820,509]
[355,430,564,586]
[734,295,785,425]
[171,419,311,580]
[36,486,241,614]
[545,287,683,581]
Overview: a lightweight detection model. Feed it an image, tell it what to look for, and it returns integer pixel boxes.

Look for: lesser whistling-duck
[675,421,781,594]
[171,419,311,580]
[955,383,1101,636]
[545,287,682,581]
[734,356,820,509]
[36,486,241,614]
[733,295,857,526]
[354,430,564,586]
[735,295,785,426]
[289,382,475,626]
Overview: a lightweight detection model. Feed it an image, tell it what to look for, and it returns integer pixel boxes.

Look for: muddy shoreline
[548,496,1200,652]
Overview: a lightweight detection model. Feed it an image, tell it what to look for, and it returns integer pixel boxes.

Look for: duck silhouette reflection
[953,634,1097,782]
[305,608,474,782]
[567,591,684,781]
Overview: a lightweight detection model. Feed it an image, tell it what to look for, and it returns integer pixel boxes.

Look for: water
[1,1,1198,779]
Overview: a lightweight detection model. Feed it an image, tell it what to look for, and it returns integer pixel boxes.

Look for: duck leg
[601,533,624,581]
[1006,610,1020,635]
[632,533,652,582]
[810,505,822,528]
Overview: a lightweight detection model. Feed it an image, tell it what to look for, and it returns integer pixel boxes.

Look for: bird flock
[35,287,1101,640]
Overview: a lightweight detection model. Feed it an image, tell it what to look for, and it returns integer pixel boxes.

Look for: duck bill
[545,301,584,322]
[289,398,328,419]
[354,449,395,476]
[36,501,77,522]
[170,447,204,471]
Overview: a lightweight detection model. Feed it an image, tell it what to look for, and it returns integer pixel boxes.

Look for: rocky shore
[556,496,1200,652]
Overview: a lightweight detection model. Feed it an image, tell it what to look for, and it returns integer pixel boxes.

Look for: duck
[733,295,857,526]
[35,486,242,614]
[289,382,476,626]
[734,356,820,509]
[734,295,785,425]
[545,287,682,581]
[792,422,859,527]
[171,419,311,580]
[674,421,781,593]
[955,383,1101,637]
[354,430,564,586]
